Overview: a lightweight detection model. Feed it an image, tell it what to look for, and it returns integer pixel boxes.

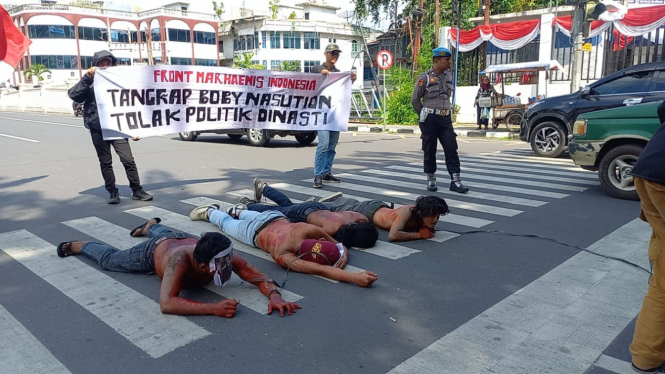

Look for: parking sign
[376,50,393,70]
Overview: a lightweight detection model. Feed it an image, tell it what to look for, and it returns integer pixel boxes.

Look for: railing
[7,4,217,21]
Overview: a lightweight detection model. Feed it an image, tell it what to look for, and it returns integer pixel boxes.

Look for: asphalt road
[0,111,648,374]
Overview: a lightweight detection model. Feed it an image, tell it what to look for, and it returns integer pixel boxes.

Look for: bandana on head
[209,242,234,287]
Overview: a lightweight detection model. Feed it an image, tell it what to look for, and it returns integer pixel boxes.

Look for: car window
[592,71,653,95]
[652,71,665,92]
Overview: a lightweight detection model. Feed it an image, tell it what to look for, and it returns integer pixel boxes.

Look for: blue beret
[433,47,452,57]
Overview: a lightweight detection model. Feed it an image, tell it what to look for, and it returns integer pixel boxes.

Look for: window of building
[251,60,260,65]
[283,32,300,49]
[194,30,215,45]
[304,60,320,73]
[270,31,280,48]
[28,25,75,39]
[281,60,301,72]
[80,56,94,68]
[168,28,191,43]
[262,60,268,68]
[195,58,217,66]
[151,28,161,42]
[171,57,191,65]
[328,38,336,43]
[116,58,131,66]
[110,29,130,43]
[304,12,309,20]
[351,40,359,53]
[78,26,107,41]
[218,40,224,52]
[303,32,319,50]
[262,31,267,48]
[270,60,282,70]
[30,54,79,69]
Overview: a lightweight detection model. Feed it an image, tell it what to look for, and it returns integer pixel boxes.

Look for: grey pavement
[0,111,648,374]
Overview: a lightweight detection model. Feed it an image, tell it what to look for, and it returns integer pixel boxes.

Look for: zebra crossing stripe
[462,155,592,171]
[0,303,71,374]
[462,165,599,185]
[305,177,523,217]
[457,159,599,180]
[341,172,547,207]
[405,163,587,192]
[228,185,460,242]
[386,218,651,374]
[269,182,494,229]
[382,166,570,199]
[592,354,635,374]
[480,152,577,165]
[0,230,210,359]
[126,205,365,283]
[63,217,303,315]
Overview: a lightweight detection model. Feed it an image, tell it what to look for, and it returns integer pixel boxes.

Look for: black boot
[107,189,120,204]
[450,173,469,193]
[426,173,437,192]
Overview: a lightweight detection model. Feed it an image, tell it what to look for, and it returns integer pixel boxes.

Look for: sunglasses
[328,51,340,56]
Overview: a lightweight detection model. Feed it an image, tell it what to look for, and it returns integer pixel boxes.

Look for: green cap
[325,43,341,53]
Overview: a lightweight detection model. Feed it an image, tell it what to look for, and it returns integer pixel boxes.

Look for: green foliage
[269,0,280,19]
[233,53,266,70]
[212,1,224,20]
[288,11,297,19]
[23,64,51,84]
[385,66,419,125]
[279,60,301,72]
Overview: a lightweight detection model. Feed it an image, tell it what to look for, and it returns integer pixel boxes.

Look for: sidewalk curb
[348,125,520,139]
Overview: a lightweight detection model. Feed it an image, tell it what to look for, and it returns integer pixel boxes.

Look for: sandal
[130,217,161,237]
[56,241,76,258]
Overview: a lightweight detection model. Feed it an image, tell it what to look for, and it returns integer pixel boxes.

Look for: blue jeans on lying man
[209,209,287,247]
[80,224,194,273]
[247,185,326,223]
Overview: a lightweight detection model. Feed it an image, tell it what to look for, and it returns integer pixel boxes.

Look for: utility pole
[481,0,491,69]
[434,0,440,46]
[570,4,584,93]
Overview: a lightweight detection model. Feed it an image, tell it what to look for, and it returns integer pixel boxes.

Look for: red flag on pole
[0,5,31,84]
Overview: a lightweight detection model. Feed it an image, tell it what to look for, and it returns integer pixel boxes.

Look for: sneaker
[107,189,120,204]
[238,196,256,205]
[322,174,341,183]
[253,178,266,202]
[632,362,665,373]
[189,203,220,222]
[226,203,247,219]
[313,175,323,188]
[132,189,153,201]
[318,192,343,203]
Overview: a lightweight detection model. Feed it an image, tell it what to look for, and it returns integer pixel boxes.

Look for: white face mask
[209,243,233,287]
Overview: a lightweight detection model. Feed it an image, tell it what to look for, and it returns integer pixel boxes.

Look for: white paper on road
[94,66,351,140]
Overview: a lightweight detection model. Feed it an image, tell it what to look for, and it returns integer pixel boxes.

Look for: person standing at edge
[629,101,665,374]
[68,50,152,204]
[310,43,356,188]
[411,47,469,193]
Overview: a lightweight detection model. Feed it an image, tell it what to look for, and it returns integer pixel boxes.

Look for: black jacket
[68,50,117,132]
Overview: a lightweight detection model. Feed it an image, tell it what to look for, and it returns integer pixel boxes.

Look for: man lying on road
[56,218,300,317]
[241,179,378,249]
[189,204,378,287]
[309,194,450,242]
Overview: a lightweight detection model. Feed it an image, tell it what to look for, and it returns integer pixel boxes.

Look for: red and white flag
[0,5,31,84]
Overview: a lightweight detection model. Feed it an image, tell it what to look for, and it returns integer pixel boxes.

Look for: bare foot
[353,271,378,287]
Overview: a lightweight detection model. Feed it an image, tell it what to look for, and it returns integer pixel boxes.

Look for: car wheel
[530,121,566,157]
[179,131,198,141]
[295,132,317,145]
[227,134,243,140]
[598,144,642,201]
[247,129,270,147]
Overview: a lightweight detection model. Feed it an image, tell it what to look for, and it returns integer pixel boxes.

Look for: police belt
[423,108,451,116]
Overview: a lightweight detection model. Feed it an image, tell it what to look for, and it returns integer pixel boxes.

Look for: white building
[4,1,221,84]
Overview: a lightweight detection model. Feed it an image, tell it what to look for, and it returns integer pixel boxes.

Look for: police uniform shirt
[411,69,454,113]
[310,63,340,74]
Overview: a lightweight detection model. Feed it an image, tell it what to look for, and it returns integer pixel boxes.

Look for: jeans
[419,114,461,175]
[80,224,193,273]
[247,185,326,223]
[209,210,286,247]
[90,131,142,193]
[314,130,340,176]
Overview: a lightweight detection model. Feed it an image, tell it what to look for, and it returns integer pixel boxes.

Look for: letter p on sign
[376,50,393,70]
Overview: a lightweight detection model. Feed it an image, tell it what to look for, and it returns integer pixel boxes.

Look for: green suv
[568,101,662,200]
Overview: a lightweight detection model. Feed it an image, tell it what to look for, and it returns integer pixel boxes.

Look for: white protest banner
[93,65,352,140]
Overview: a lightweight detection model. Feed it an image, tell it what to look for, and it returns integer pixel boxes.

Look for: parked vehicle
[521,61,665,157]
[568,101,661,200]
[178,129,317,147]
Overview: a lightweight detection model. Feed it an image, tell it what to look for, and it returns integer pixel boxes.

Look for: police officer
[411,47,469,193]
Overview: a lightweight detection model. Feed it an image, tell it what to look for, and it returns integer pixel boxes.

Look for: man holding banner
[68,50,153,204]
[310,43,356,188]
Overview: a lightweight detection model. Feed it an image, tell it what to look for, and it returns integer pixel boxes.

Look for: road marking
[0,303,71,374]
[0,133,41,143]
[458,159,599,180]
[592,354,635,374]
[343,172,547,207]
[63,216,303,314]
[463,165,599,185]
[268,182,493,229]
[482,151,576,164]
[126,205,365,284]
[0,116,84,128]
[386,166,570,199]
[304,177,523,217]
[458,155,598,175]
[0,229,210,358]
[386,218,651,374]
[462,154,592,171]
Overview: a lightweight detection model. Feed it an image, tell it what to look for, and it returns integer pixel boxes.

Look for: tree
[269,0,280,19]
[279,60,301,72]
[233,53,266,70]
[288,11,297,19]
[23,64,51,85]
[212,1,224,20]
